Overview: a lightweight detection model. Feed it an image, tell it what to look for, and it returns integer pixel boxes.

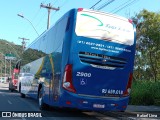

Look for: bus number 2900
[76,72,91,77]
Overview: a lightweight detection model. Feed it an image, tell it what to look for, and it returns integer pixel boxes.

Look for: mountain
[0,39,23,77]
[0,38,46,62]
[0,39,23,58]
[0,39,47,77]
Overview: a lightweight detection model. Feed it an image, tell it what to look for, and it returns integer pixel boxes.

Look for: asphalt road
[0,82,159,120]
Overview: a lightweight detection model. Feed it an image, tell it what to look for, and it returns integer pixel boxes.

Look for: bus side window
[65,17,70,32]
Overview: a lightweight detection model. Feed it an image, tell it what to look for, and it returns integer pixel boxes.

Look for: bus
[18,8,136,111]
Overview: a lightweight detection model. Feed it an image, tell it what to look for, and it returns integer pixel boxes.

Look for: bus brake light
[123,73,133,96]
[62,64,76,93]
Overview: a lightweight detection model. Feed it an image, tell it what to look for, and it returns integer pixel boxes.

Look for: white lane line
[8,100,12,104]
[22,117,26,120]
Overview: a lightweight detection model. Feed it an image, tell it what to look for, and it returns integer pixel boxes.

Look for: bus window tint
[65,17,70,31]
[45,16,68,54]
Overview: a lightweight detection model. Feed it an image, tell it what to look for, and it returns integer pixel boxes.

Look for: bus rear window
[75,9,134,46]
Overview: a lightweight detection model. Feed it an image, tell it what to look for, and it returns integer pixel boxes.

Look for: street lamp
[17,14,39,36]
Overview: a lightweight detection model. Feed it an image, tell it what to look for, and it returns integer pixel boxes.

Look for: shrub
[129,80,160,106]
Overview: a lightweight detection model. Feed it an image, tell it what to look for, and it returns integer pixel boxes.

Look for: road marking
[8,100,12,104]
[22,117,26,120]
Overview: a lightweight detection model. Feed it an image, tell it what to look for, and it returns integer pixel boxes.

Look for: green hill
[0,39,23,77]
[0,39,23,58]
[0,39,46,77]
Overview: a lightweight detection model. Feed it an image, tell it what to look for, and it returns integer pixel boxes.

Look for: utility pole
[9,52,12,77]
[40,3,59,29]
[4,57,6,77]
[18,37,29,51]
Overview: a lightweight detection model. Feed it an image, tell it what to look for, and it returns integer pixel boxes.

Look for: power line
[90,0,102,9]
[32,0,49,29]
[59,0,69,8]
[110,0,133,13]
[111,0,139,13]
[21,1,45,42]
[96,0,115,10]
[53,0,58,5]
[50,0,69,24]
[35,10,47,30]
[41,0,47,4]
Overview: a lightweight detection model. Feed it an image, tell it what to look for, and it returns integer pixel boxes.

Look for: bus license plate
[93,104,105,108]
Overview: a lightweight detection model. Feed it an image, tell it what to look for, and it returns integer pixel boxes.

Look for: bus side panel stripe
[35,57,45,75]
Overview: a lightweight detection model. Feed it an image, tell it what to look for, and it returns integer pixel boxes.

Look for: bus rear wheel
[19,83,25,98]
[38,88,46,110]
[19,83,21,93]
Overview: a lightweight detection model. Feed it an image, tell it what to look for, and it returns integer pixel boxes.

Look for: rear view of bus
[62,8,136,111]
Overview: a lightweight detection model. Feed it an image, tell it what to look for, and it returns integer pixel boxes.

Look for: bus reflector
[123,73,133,96]
[66,101,71,105]
[62,64,76,93]
[122,106,127,108]
[78,8,83,12]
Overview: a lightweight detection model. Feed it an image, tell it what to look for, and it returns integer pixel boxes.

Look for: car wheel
[20,93,26,98]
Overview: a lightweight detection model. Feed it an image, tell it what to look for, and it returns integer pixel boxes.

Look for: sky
[0,0,160,47]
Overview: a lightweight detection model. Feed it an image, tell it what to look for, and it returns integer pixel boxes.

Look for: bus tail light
[128,19,133,24]
[62,64,76,93]
[123,73,133,96]
[78,8,83,12]
[66,101,71,105]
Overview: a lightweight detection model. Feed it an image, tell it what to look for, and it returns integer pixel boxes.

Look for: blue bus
[19,8,136,111]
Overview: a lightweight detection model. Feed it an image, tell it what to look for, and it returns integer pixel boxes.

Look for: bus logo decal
[102,59,107,64]
[80,13,103,26]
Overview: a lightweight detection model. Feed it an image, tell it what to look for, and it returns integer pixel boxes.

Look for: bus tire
[21,93,25,98]
[11,89,14,92]
[20,84,25,98]
[9,82,11,90]
[38,88,46,110]
[19,83,21,93]
[120,110,125,112]
[9,82,14,92]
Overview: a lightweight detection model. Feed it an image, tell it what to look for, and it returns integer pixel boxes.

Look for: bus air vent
[78,52,127,69]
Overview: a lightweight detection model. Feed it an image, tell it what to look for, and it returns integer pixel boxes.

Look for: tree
[134,9,160,82]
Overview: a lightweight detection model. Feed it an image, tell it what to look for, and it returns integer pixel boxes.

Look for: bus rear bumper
[60,92,129,111]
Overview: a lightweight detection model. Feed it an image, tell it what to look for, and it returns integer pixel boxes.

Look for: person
[7,77,10,83]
